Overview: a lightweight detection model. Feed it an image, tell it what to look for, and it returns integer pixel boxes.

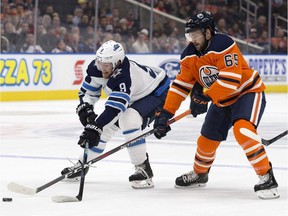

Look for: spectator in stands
[257,30,269,53]
[24,0,34,11]
[20,33,45,53]
[126,10,139,36]
[132,28,150,53]
[98,15,109,32]
[51,39,73,53]
[39,25,58,52]
[51,13,61,37]
[81,35,95,53]
[62,14,74,31]
[246,27,261,54]
[3,22,17,52]
[105,24,113,34]
[42,14,52,29]
[73,7,84,26]
[36,23,48,50]
[111,8,121,27]
[43,5,55,19]
[15,22,30,51]
[84,0,95,17]
[256,15,268,37]
[271,37,280,54]
[115,18,130,41]
[15,3,25,18]
[217,18,228,34]
[245,28,259,45]
[155,0,167,13]
[163,20,179,37]
[66,31,86,52]
[228,22,245,39]
[272,27,287,53]
[58,26,68,40]
[78,14,90,30]
[102,32,114,43]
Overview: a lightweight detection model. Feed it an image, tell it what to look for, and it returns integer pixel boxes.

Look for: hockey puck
[2,198,12,202]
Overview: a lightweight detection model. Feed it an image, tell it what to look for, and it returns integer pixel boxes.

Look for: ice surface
[0,93,287,216]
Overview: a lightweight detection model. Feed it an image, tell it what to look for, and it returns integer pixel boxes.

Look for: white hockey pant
[119,108,147,165]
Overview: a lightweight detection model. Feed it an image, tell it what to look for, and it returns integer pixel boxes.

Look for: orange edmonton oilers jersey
[164,33,266,114]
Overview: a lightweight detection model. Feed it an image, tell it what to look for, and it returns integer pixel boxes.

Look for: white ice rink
[0,93,287,216]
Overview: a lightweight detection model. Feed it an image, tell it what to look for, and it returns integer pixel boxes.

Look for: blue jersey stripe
[105,101,127,112]
[109,92,130,103]
[83,82,102,92]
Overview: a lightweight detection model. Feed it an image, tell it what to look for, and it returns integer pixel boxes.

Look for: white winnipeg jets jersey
[79,57,168,128]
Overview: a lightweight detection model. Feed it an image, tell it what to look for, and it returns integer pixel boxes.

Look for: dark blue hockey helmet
[185,11,216,34]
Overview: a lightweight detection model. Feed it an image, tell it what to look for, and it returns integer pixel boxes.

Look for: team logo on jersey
[159,59,180,80]
[199,65,219,88]
[111,68,122,78]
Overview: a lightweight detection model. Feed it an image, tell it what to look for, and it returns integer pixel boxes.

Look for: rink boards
[1,54,287,101]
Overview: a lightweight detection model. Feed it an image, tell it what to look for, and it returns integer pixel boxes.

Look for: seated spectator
[245,28,259,44]
[39,25,58,52]
[257,30,269,53]
[73,8,84,26]
[217,18,228,34]
[271,27,287,54]
[105,24,113,34]
[20,33,45,53]
[51,39,73,53]
[3,22,17,52]
[131,28,150,53]
[228,22,245,39]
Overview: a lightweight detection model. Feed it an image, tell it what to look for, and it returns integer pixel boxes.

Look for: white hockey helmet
[95,40,125,71]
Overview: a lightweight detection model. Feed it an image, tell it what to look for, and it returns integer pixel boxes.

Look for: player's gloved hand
[153,109,174,139]
[190,91,211,117]
[78,122,102,148]
[76,102,98,126]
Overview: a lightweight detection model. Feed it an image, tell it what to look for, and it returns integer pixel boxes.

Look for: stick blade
[7,182,36,195]
[51,196,80,203]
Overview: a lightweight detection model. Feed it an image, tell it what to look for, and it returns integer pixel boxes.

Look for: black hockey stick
[51,142,89,203]
[7,109,191,197]
[261,130,288,146]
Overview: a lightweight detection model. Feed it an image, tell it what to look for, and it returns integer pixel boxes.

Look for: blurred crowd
[1,0,287,54]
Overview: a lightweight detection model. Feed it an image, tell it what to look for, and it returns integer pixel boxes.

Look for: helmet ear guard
[95,40,125,71]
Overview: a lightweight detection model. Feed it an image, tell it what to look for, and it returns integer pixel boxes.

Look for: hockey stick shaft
[8,109,191,195]
[76,142,89,201]
[86,109,191,166]
[261,130,288,146]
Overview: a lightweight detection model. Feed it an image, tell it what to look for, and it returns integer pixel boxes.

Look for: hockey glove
[76,102,98,126]
[78,122,102,148]
[153,109,174,139]
[190,91,211,117]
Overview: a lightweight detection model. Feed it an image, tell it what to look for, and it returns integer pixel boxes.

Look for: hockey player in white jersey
[61,40,170,188]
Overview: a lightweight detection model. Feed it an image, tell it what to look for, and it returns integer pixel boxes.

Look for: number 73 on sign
[0,59,52,86]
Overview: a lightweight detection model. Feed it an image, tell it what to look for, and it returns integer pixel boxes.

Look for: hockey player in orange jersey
[153,11,279,199]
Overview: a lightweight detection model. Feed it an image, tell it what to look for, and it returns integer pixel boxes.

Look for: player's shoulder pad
[180,43,197,60]
[86,59,102,77]
[207,34,234,53]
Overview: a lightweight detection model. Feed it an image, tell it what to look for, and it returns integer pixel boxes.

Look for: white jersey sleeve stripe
[170,88,188,98]
[217,79,238,90]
